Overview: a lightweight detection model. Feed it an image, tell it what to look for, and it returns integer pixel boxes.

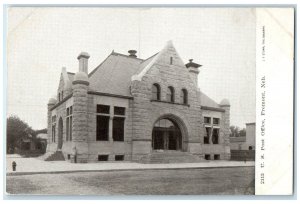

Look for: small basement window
[67,154,71,160]
[214,154,220,160]
[115,155,124,161]
[205,154,211,160]
[98,155,109,161]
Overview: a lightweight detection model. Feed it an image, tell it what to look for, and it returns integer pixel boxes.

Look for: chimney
[185,59,202,86]
[128,50,137,58]
[77,52,90,74]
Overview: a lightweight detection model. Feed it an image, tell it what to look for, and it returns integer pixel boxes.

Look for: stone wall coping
[150,99,190,107]
[88,91,133,100]
[201,106,225,112]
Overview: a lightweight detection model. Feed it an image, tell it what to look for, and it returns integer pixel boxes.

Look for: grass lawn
[6,167,254,195]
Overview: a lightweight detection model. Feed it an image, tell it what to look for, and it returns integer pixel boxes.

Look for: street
[6,167,254,195]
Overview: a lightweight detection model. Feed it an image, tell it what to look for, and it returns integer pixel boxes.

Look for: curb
[6,165,254,176]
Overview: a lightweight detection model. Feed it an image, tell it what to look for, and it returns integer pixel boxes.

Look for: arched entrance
[57,117,63,150]
[152,118,182,151]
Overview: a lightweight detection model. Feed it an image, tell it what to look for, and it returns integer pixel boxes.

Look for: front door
[152,118,182,151]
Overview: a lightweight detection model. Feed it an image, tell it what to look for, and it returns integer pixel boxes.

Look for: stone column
[130,80,152,161]
[109,116,113,142]
[220,101,231,160]
[71,72,89,163]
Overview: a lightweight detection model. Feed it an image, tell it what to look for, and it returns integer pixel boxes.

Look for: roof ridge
[111,52,144,61]
[140,52,159,64]
[88,53,113,77]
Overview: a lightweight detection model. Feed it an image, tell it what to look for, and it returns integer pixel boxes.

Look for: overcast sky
[7,7,256,130]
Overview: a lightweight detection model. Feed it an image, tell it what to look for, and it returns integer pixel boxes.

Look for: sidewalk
[6,154,254,176]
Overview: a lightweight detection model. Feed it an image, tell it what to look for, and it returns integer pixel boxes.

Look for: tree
[230,126,240,137]
[239,128,246,137]
[230,126,246,137]
[6,115,33,153]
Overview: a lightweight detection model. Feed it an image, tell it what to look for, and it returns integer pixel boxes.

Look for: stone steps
[140,151,203,163]
[44,151,65,161]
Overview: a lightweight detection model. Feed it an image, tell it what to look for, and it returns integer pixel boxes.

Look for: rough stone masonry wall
[72,82,89,163]
[131,45,204,161]
[221,105,231,159]
[46,100,73,156]
[201,109,230,160]
[86,94,133,162]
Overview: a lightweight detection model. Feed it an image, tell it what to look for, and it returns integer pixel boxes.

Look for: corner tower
[71,52,90,163]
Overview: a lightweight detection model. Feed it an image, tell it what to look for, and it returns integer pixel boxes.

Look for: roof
[67,72,75,82]
[88,52,143,96]
[199,91,220,108]
[87,42,221,110]
[230,137,246,143]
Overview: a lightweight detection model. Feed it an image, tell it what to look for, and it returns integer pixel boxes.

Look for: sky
[7,7,256,130]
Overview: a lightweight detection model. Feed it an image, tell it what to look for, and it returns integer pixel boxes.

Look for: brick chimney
[77,52,90,74]
[185,59,202,86]
[128,50,137,58]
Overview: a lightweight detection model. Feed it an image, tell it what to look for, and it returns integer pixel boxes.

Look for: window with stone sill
[96,115,109,141]
[152,83,161,101]
[113,117,125,141]
[204,127,211,144]
[66,106,73,141]
[166,86,175,103]
[51,115,56,142]
[212,128,219,144]
[180,89,188,105]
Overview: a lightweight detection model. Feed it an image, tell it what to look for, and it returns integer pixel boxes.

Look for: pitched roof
[199,91,220,108]
[67,72,75,82]
[88,52,143,96]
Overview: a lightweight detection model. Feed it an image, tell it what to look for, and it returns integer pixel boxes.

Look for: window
[214,154,220,160]
[97,104,110,114]
[213,118,220,125]
[212,129,219,144]
[62,91,64,100]
[98,155,109,161]
[204,127,211,144]
[170,57,173,65]
[113,117,125,141]
[115,155,124,161]
[114,106,125,115]
[167,86,175,102]
[249,146,253,150]
[51,115,56,142]
[58,93,61,102]
[180,89,188,104]
[152,84,160,100]
[204,117,211,124]
[96,115,109,141]
[66,106,73,141]
[205,154,211,160]
[67,154,71,160]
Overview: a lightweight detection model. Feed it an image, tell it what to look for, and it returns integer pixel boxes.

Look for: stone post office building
[46,41,231,163]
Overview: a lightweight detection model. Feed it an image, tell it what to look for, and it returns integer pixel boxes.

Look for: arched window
[152,84,161,100]
[167,86,175,102]
[180,89,188,104]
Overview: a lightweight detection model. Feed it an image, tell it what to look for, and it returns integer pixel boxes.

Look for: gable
[132,41,188,82]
